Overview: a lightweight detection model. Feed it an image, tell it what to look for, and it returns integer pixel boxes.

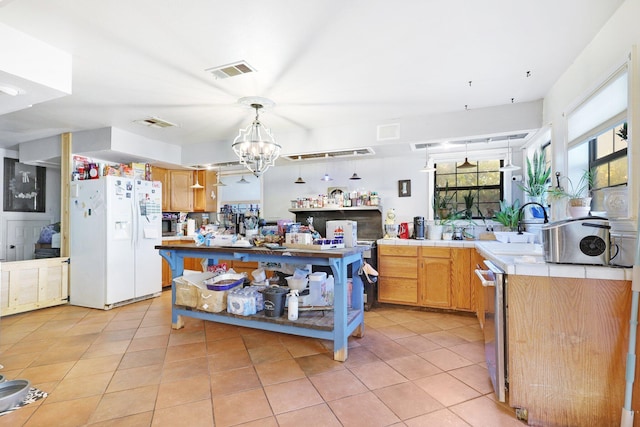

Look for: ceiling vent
[205,61,256,79]
[377,123,400,141]
[283,147,375,161]
[134,116,178,129]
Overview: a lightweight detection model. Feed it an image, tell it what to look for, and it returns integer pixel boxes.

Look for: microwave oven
[162,218,178,236]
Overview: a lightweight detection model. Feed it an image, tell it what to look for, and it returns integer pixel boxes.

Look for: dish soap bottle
[288,290,299,321]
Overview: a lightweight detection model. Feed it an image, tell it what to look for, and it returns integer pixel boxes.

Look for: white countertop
[377,238,633,281]
[162,235,196,241]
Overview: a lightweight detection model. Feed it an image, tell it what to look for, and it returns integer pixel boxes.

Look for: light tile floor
[0,290,526,426]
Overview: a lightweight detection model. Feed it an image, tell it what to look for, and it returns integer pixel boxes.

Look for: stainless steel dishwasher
[475,260,507,402]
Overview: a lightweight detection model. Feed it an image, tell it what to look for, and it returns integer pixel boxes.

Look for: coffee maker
[413,216,425,240]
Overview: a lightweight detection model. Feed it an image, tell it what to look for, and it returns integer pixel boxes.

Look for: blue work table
[156,243,366,361]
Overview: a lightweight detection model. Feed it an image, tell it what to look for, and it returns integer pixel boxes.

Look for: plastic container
[204,273,245,291]
[288,290,299,321]
[285,276,308,292]
[261,286,288,317]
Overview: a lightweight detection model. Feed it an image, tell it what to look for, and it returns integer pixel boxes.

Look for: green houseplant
[518,148,551,199]
[493,199,521,231]
[547,169,595,217]
[433,183,456,223]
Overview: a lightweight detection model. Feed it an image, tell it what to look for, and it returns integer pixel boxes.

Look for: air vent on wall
[283,147,375,161]
[134,116,178,128]
[412,132,530,150]
[377,123,400,141]
[205,61,256,79]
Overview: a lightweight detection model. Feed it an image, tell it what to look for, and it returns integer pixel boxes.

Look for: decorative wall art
[3,158,46,212]
[398,179,411,197]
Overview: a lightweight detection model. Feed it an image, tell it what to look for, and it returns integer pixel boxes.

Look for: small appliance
[413,216,425,240]
[398,222,410,239]
[162,215,178,236]
[542,217,611,265]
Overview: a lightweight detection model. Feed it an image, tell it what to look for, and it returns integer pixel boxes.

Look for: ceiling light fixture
[190,167,204,189]
[237,175,250,184]
[232,99,281,177]
[294,156,306,184]
[321,153,333,181]
[211,167,226,187]
[499,137,521,172]
[457,142,476,169]
[349,151,361,180]
[420,145,436,172]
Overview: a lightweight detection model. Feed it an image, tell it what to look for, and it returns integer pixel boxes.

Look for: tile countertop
[377,238,633,281]
[161,235,196,241]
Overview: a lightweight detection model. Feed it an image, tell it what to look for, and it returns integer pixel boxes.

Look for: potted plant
[463,191,475,219]
[518,148,550,218]
[493,199,521,231]
[433,183,456,222]
[548,169,595,217]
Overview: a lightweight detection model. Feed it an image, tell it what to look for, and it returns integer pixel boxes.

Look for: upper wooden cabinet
[169,170,194,212]
[152,167,218,213]
[153,167,170,211]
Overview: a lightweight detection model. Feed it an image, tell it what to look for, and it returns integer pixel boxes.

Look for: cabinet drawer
[421,247,450,258]
[379,245,418,257]
[379,256,418,279]
[378,277,418,304]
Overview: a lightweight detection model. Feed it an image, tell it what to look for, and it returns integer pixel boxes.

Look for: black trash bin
[261,286,288,317]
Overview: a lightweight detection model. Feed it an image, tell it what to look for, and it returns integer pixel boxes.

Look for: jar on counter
[370,192,379,206]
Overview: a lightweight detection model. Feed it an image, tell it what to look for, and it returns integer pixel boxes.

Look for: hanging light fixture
[237,175,250,184]
[294,156,306,184]
[457,141,476,169]
[232,98,281,177]
[420,144,436,172]
[190,167,204,189]
[210,166,226,187]
[349,151,361,180]
[499,137,521,171]
[320,153,333,181]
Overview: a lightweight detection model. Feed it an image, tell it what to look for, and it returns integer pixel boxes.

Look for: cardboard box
[285,233,313,245]
[326,220,357,247]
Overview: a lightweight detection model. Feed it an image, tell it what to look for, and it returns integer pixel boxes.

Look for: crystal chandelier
[232,101,281,177]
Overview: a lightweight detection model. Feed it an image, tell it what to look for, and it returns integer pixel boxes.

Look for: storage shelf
[289,206,382,213]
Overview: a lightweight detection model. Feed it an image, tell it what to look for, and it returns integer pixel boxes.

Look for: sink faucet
[517,202,549,234]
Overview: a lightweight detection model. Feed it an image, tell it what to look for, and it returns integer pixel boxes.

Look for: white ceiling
[0,0,625,163]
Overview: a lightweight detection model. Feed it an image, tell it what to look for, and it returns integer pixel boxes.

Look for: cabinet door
[451,248,472,311]
[420,256,451,307]
[471,249,485,327]
[193,170,206,212]
[378,245,419,305]
[169,170,193,212]
[154,167,170,211]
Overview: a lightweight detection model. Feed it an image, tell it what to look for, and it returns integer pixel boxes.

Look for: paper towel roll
[187,219,196,236]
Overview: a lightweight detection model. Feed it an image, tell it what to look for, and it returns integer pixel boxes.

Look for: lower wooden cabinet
[378,244,475,312]
[378,245,419,305]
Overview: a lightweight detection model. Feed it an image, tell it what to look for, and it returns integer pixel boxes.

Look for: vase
[442,231,453,240]
[568,197,592,218]
[427,224,443,240]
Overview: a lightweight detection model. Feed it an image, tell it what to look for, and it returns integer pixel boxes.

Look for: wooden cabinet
[471,249,485,327]
[419,247,450,307]
[169,170,194,212]
[378,245,419,305]
[377,244,477,312]
[203,169,218,213]
[161,239,202,287]
[153,167,171,211]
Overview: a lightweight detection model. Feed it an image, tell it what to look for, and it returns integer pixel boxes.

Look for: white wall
[543,0,640,221]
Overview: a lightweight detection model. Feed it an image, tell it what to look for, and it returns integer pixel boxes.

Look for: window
[434,159,503,218]
[589,121,628,211]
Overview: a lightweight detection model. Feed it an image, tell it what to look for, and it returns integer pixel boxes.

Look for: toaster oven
[542,217,611,265]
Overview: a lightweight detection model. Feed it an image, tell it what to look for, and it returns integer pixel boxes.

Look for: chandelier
[232,100,281,177]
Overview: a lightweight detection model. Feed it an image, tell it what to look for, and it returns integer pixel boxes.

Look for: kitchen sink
[479,242,544,256]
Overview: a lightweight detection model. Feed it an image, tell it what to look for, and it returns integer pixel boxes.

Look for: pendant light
[420,144,436,172]
[457,142,476,169]
[190,167,204,189]
[237,175,250,184]
[349,151,361,180]
[211,167,226,187]
[320,153,333,181]
[499,137,521,171]
[232,98,281,177]
[294,156,306,184]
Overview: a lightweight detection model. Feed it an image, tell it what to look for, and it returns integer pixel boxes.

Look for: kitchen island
[156,243,366,361]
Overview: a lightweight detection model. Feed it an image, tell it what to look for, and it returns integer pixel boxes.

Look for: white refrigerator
[69,176,162,309]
